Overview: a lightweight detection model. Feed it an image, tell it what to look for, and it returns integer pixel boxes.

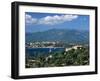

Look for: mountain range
[26,29,89,44]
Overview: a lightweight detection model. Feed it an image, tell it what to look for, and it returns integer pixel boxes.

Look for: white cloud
[25,14,37,24]
[25,14,78,25]
[38,15,78,25]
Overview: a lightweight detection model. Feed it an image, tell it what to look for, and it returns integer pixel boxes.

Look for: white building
[65,45,82,52]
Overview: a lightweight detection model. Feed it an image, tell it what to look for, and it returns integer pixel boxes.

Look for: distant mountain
[26,29,89,44]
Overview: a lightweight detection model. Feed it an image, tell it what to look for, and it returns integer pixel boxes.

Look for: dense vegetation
[25,46,89,68]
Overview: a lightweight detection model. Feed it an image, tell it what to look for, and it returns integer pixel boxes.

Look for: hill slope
[26,29,89,44]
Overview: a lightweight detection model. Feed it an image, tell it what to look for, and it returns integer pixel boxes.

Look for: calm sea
[26,47,65,57]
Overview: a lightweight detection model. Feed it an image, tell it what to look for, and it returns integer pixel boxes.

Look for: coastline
[26,47,65,49]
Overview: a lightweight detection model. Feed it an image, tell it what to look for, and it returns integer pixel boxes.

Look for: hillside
[26,29,89,44]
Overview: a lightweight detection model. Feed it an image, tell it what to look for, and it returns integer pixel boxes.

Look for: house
[65,45,82,52]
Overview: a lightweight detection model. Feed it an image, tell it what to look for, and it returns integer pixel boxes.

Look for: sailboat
[49,48,52,53]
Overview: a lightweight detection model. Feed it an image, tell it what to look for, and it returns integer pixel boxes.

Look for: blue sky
[25,12,89,33]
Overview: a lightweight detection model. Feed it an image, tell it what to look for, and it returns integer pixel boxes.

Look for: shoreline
[26,47,66,49]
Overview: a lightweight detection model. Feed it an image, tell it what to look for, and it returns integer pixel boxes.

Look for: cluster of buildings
[26,41,64,48]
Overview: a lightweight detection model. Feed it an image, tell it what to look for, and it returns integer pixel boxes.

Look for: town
[25,41,79,48]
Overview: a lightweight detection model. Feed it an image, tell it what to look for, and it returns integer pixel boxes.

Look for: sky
[25,12,89,33]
